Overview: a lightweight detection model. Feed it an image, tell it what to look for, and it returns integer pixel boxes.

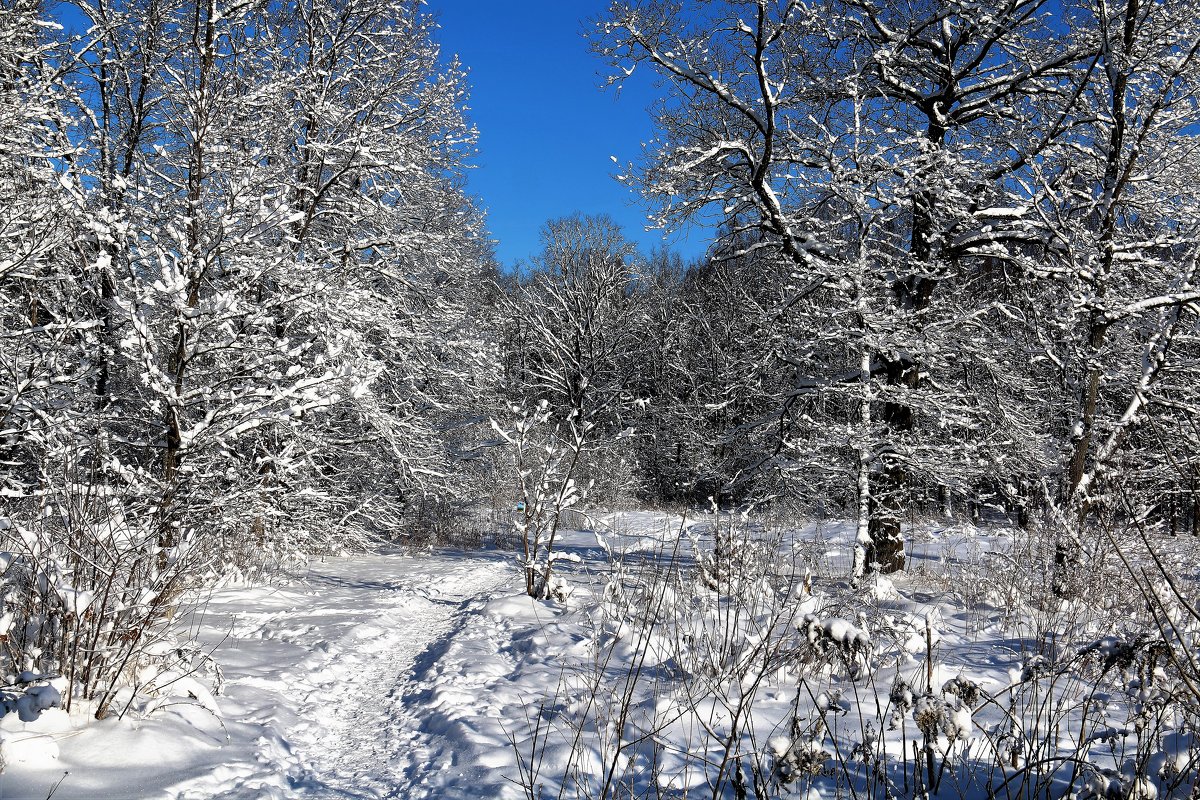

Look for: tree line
[1,0,506,707]
[3,0,501,561]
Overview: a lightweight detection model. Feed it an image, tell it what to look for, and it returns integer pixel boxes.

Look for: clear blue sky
[428,0,711,270]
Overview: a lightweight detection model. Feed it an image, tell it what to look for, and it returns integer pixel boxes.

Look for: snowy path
[9,516,1184,800]
[1,528,627,800]
[167,551,512,800]
[0,544,553,800]
[2,514,817,800]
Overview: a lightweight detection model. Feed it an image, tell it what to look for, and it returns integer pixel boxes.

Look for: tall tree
[1027,0,1200,586]
[0,1,90,507]
[63,0,493,558]
[496,215,643,596]
[502,214,642,428]
[596,0,1086,579]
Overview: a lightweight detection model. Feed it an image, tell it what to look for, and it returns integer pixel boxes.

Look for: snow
[0,549,509,799]
[0,514,1195,799]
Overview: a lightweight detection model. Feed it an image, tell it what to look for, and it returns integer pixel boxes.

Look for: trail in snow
[289,560,507,798]
[10,515,1189,800]
[0,522,647,800]
[168,550,512,800]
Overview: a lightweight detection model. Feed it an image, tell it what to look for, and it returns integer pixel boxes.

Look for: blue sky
[428,1,711,269]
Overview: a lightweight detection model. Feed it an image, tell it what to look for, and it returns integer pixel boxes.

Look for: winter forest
[2,0,1200,797]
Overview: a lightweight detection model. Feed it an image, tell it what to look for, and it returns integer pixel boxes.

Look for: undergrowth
[510,513,1200,800]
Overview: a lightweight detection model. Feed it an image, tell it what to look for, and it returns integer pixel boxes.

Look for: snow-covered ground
[0,549,513,799]
[1,512,1197,800]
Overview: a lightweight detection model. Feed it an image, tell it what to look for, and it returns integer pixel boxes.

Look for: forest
[1,0,1200,797]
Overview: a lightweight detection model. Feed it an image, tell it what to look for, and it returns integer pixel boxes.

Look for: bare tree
[496,215,644,595]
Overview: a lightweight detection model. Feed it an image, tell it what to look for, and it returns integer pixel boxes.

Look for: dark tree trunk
[867,350,921,574]
[863,100,950,576]
[1192,477,1200,535]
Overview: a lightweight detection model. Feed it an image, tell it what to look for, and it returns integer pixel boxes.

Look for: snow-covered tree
[640,243,796,507]
[596,0,1085,579]
[256,0,498,542]
[64,0,495,557]
[504,215,641,418]
[0,0,496,715]
[499,215,645,503]
[0,1,90,509]
[1023,0,1200,585]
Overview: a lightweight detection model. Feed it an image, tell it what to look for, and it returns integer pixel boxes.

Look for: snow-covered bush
[492,402,592,599]
[513,515,823,797]
[695,516,779,597]
[800,614,872,679]
[0,474,211,721]
[0,675,64,724]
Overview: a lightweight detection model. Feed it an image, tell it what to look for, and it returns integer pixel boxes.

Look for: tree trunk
[867,352,919,574]
[852,350,873,584]
[161,0,216,555]
[1192,477,1200,535]
[863,107,948,575]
